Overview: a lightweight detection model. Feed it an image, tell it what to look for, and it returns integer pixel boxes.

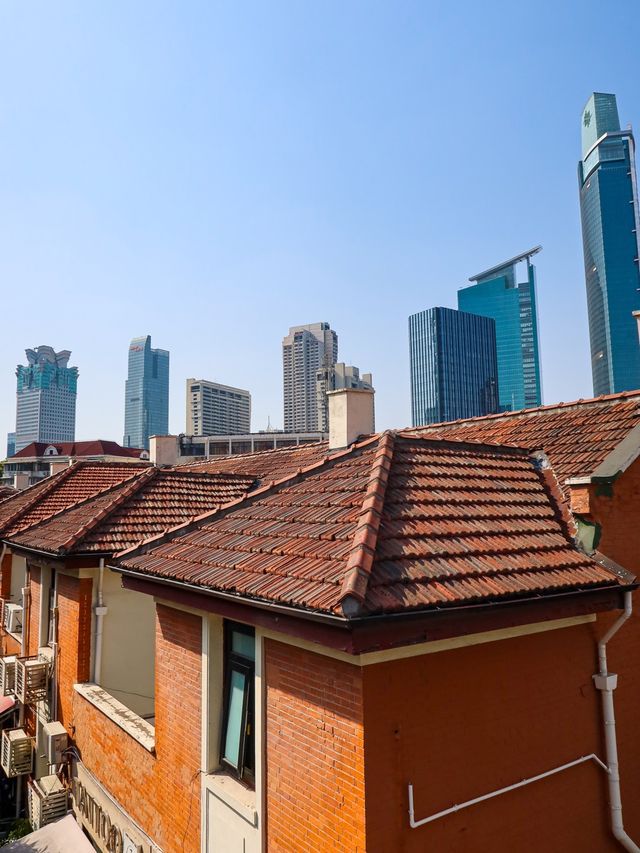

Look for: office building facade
[186,379,251,436]
[316,363,374,432]
[14,346,79,453]
[123,335,170,450]
[458,247,543,411]
[578,92,640,395]
[409,307,499,426]
[282,323,338,432]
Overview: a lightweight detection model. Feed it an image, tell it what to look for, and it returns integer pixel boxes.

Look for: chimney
[328,388,375,450]
[633,311,640,345]
[150,435,179,467]
[13,473,30,491]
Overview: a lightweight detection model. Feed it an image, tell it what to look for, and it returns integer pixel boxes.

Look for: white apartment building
[186,379,251,436]
[282,323,338,432]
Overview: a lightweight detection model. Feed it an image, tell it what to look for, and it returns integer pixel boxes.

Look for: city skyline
[1,4,639,442]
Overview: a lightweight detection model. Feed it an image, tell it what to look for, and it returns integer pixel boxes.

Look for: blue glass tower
[123,335,170,450]
[578,93,640,395]
[409,307,499,426]
[458,248,543,412]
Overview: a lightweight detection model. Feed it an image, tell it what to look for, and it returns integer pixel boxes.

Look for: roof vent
[328,388,375,450]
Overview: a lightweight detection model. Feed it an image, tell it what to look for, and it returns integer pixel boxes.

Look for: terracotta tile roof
[414,390,640,489]
[11,440,146,459]
[0,462,150,537]
[116,434,622,618]
[0,486,17,502]
[178,441,335,482]
[7,469,256,556]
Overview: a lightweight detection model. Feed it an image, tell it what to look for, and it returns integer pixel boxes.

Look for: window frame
[220,621,255,783]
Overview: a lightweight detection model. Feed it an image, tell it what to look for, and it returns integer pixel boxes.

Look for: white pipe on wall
[93,559,108,684]
[594,591,640,853]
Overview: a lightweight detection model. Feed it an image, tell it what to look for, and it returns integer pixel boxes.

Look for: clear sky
[1,1,639,444]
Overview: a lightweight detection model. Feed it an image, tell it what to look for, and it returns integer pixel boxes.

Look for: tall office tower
[409,307,499,427]
[14,347,79,453]
[282,323,338,432]
[315,363,374,432]
[458,247,543,412]
[578,92,640,395]
[186,379,251,436]
[123,336,169,450]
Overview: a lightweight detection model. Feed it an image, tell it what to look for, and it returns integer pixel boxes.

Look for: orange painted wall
[265,639,366,852]
[27,564,41,656]
[72,603,202,853]
[362,620,626,853]
[56,573,93,730]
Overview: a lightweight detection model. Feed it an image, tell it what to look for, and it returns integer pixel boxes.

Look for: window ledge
[74,682,155,753]
[204,771,257,826]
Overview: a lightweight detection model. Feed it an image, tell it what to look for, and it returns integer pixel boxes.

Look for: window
[220,623,255,782]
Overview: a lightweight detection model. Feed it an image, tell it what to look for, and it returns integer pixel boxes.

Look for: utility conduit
[408,754,608,829]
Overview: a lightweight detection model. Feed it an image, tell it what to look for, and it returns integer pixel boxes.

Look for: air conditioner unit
[43,721,67,765]
[27,775,68,830]
[3,603,23,635]
[1,728,33,777]
[15,656,49,705]
[0,655,17,697]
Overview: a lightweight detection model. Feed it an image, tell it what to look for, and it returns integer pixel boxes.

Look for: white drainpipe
[93,559,108,684]
[593,591,640,853]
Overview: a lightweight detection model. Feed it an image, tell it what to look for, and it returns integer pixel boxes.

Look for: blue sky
[1,1,639,442]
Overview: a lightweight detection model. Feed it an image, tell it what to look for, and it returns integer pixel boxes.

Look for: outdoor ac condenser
[43,721,68,765]
[0,655,17,696]
[3,603,23,635]
[28,775,68,829]
[1,728,33,777]
[15,655,49,704]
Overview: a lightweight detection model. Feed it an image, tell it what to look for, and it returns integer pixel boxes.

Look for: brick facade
[72,603,203,853]
[27,564,41,656]
[362,621,620,853]
[265,639,366,852]
[56,573,93,730]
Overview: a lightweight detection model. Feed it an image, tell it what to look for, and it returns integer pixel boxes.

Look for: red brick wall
[27,564,41,656]
[73,603,202,853]
[0,551,11,598]
[362,621,620,853]
[56,573,93,729]
[265,639,366,852]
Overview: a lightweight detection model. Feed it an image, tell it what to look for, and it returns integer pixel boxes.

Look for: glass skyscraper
[14,346,79,453]
[578,92,640,396]
[123,335,170,450]
[458,248,543,412]
[409,307,499,426]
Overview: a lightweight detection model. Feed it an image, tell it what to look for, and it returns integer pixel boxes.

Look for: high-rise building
[186,379,251,436]
[282,323,338,432]
[123,336,169,450]
[409,307,499,426]
[14,347,79,453]
[316,363,374,433]
[578,92,640,395]
[458,247,543,412]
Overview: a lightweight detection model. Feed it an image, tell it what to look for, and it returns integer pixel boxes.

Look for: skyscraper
[282,323,338,432]
[123,336,169,450]
[458,247,543,412]
[15,347,79,453]
[409,307,499,426]
[186,378,251,436]
[578,92,640,395]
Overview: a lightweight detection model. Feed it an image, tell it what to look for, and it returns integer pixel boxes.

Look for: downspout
[594,591,640,853]
[93,559,107,684]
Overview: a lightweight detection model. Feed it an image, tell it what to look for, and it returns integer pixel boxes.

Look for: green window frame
[220,622,255,782]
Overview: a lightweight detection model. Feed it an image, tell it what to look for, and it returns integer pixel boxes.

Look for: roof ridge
[4,467,147,544]
[114,433,382,563]
[59,467,159,553]
[409,389,640,432]
[0,461,88,534]
[394,433,535,456]
[339,431,395,616]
